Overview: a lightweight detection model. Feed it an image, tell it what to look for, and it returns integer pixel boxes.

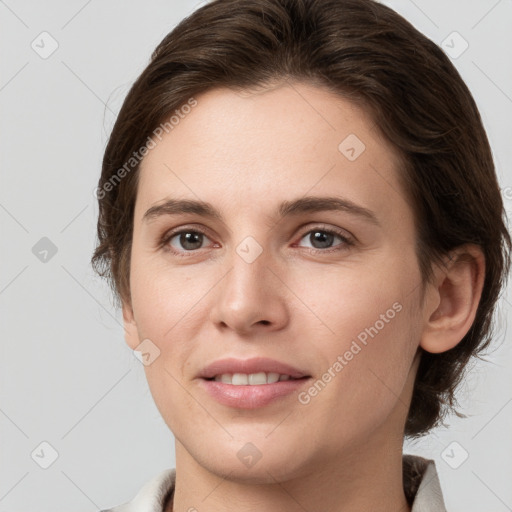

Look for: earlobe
[122,301,140,350]
[420,245,485,354]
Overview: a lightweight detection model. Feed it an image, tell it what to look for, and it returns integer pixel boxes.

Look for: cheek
[143,364,201,441]
[286,254,416,344]
[295,309,419,447]
[128,262,197,406]
[129,255,209,340]
[291,258,421,418]
[306,278,416,388]
[132,271,202,431]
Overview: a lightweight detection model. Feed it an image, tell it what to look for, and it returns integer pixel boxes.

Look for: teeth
[266,372,280,384]
[213,372,294,385]
[232,373,248,385]
[249,372,267,385]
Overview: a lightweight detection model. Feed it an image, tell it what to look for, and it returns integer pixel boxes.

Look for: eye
[160,225,354,258]
[296,226,353,252]
[162,228,214,256]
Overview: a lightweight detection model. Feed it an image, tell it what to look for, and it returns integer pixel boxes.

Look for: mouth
[203,372,309,385]
[198,356,310,380]
[197,357,312,409]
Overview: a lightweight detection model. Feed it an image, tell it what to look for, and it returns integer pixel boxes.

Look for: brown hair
[92,0,511,447]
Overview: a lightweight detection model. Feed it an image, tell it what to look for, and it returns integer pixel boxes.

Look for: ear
[420,244,485,354]
[122,300,140,350]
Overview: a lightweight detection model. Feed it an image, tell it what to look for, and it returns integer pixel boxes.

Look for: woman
[92,0,511,510]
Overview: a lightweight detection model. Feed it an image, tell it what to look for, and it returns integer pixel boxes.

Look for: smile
[209,372,297,385]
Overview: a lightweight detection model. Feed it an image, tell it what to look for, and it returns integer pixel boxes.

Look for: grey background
[1,0,511,510]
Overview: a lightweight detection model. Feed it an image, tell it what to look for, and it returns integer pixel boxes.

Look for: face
[124,81,427,482]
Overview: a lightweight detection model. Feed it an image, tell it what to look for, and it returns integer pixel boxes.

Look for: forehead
[136,82,409,224]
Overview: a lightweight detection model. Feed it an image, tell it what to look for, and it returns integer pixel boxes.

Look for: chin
[200,438,311,483]
[208,458,306,485]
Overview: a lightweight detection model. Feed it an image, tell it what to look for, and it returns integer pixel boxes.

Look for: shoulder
[404,454,447,512]
[100,468,176,512]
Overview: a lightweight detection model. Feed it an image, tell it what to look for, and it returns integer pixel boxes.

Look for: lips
[198,357,312,409]
[198,357,310,380]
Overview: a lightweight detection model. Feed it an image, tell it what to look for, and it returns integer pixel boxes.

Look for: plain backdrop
[1,0,511,510]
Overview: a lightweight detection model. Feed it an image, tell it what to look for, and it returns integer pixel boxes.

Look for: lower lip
[199,377,311,409]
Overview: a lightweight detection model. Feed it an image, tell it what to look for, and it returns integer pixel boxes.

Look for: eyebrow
[142,196,380,226]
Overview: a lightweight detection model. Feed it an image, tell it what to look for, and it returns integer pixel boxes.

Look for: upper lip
[198,357,310,380]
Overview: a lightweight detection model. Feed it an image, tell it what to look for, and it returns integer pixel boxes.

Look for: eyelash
[159,225,354,258]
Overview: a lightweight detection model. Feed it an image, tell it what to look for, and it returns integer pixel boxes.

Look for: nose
[209,245,290,336]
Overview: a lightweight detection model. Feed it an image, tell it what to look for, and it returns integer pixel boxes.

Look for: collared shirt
[100,454,447,512]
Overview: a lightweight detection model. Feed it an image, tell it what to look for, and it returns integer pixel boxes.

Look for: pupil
[181,232,202,250]
[312,231,333,249]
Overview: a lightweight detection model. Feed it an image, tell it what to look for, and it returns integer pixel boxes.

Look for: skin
[122,81,485,512]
